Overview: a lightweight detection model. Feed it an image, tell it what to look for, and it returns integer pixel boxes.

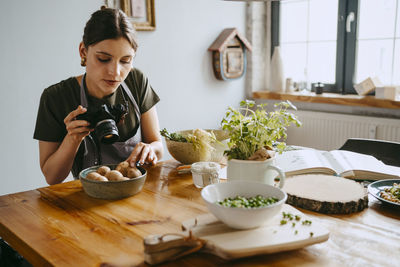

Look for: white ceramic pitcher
[227,157,286,188]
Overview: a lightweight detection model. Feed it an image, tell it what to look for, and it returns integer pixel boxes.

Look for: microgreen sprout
[280,212,313,235]
[221,100,301,160]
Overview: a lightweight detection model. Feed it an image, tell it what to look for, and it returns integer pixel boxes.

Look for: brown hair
[82,7,138,51]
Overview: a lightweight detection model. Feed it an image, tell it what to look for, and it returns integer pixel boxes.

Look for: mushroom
[106,170,128,181]
[97,166,111,176]
[116,161,130,176]
[127,167,142,178]
[87,172,107,182]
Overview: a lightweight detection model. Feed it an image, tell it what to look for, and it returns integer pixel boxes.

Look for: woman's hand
[64,105,92,143]
[127,142,158,167]
[126,107,163,167]
[39,105,93,185]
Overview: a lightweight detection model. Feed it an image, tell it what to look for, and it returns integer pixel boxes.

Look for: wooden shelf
[252,91,400,109]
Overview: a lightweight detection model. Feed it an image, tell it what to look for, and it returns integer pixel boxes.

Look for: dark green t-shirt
[34,68,159,143]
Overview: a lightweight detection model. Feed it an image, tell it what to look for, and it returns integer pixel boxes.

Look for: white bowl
[201,181,287,229]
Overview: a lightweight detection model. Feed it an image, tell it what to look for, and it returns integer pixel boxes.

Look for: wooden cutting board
[283,174,368,214]
[144,204,329,265]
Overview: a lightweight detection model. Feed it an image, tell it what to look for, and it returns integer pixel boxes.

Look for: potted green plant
[221,100,301,186]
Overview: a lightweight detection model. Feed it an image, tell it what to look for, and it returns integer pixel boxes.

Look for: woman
[34,7,163,185]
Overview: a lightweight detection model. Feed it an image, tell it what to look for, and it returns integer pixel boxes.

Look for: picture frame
[120,0,156,31]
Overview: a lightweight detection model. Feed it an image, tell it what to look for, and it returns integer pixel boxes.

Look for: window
[272,0,400,94]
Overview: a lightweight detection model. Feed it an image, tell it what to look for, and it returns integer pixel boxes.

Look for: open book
[276,149,400,181]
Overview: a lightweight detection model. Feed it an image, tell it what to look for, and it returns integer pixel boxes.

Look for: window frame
[271,0,359,95]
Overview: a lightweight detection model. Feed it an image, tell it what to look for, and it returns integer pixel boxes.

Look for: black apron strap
[120,81,141,122]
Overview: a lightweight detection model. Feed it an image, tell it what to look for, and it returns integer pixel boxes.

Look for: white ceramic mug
[227,157,286,188]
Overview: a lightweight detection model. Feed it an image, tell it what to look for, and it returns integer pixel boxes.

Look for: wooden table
[0,160,399,266]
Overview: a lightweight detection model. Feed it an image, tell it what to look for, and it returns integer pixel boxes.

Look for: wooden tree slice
[283,174,368,214]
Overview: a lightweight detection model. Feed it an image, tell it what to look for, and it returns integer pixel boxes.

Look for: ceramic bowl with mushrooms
[79,161,146,200]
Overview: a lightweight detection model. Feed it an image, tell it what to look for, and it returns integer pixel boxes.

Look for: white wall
[0,0,246,195]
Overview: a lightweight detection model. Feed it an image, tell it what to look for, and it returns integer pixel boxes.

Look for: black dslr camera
[77,103,127,144]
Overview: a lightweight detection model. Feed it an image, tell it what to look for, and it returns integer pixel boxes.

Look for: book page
[276,150,335,175]
[325,150,387,175]
[345,164,400,180]
[384,165,400,176]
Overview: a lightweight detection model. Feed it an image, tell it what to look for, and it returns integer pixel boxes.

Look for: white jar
[270,46,285,92]
[191,162,220,188]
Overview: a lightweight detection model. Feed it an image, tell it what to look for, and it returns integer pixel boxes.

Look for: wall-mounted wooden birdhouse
[208,28,252,81]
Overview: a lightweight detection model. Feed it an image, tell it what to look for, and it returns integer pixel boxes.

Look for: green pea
[217,195,278,208]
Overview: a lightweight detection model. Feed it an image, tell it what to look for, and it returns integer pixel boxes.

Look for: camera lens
[95,119,119,144]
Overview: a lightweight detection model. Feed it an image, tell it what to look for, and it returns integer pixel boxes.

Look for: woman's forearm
[40,106,92,185]
[40,136,82,185]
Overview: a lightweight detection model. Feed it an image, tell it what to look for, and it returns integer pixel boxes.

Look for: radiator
[285,110,400,150]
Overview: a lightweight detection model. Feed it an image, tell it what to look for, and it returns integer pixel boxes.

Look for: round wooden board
[283,174,368,214]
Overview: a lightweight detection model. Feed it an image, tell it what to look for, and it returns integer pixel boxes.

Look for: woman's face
[80,37,135,99]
